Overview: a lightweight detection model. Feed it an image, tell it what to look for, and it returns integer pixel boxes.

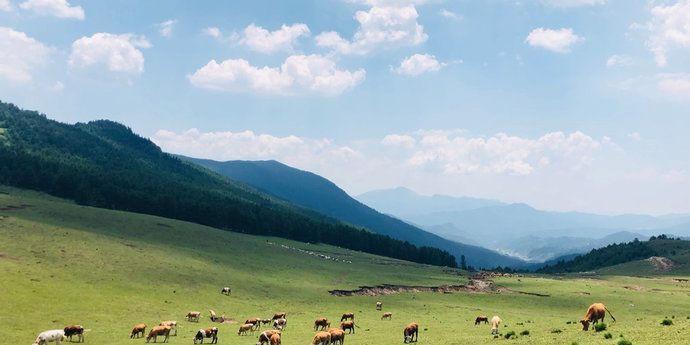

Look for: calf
[32,329,66,345]
[159,321,177,336]
[314,317,330,331]
[63,325,84,343]
[238,323,254,336]
[403,322,418,343]
[340,313,354,322]
[221,287,231,295]
[340,320,355,334]
[146,326,171,343]
[194,327,218,344]
[187,311,201,322]
[310,331,331,345]
[130,324,146,339]
[381,312,392,320]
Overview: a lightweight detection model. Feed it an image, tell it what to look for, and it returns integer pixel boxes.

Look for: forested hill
[183,157,527,269]
[537,235,690,273]
[0,101,456,267]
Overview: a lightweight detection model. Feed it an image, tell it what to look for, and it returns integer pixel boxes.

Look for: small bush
[566,321,572,324]
[505,331,516,339]
[570,342,578,345]
[520,330,530,336]
[516,322,523,325]
[617,339,632,345]
[604,332,613,339]
[661,319,673,326]
[551,328,563,334]
[594,323,607,332]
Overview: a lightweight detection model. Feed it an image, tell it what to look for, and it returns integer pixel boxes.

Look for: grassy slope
[2,187,689,345]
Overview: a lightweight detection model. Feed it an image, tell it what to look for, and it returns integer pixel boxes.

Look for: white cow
[272,318,287,330]
[491,316,502,335]
[32,330,66,345]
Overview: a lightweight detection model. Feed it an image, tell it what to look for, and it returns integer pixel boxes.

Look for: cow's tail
[605,307,616,323]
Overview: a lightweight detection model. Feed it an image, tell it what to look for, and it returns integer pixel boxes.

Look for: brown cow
[146,326,171,343]
[340,313,354,322]
[314,317,330,331]
[159,321,177,336]
[130,324,147,339]
[272,318,287,330]
[381,312,392,320]
[63,325,84,343]
[580,303,616,331]
[194,327,218,344]
[187,311,201,322]
[311,331,331,345]
[403,322,418,343]
[245,317,261,330]
[272,312,287,321]
[340,320,355,334]
[257,330,281,345]
[328,328,345,345]
[269,333,281,345]
[238,323,255,336]
[474,316,489,325]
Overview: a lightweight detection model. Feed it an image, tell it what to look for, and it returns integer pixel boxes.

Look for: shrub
[604,332,613,339]
[504,331,516,339]
[617,339,632,345]
[520,330,530,336]
[566,321,572,324]
[661,319,673,326]
[551,328,563,334]
[594,322,607,332]
[570,342,578,345]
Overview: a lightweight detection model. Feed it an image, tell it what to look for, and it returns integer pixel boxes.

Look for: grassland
[1,187,689,345]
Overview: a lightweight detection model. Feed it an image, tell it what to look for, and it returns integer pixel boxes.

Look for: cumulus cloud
[539,0,605,7]
[188,54,365,96]
[158,19,177,38]
[0,0,12,11]
[240,23,310,53]
[0,27,52,82]
[382,134,417,148]
[525,27,582,53]
[645,0,690,67]
[628,132,641,141]
[440,9,460,19]
[19,0,84,20]
[316,5,427,55]
[606,54,634,67]
[657,73,690,101]
[203,27,221,39]
[393,53,445,76]
[69,33,151,74]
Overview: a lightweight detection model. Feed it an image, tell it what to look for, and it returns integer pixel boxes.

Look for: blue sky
[1,0,689,215]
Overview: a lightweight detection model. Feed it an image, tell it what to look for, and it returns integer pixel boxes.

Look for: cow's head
[580,319,590,331]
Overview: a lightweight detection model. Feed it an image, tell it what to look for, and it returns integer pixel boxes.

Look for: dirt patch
[624,285,644,291]
[0,253,19,261]
[0,204,32,211]
[512,290,550,297]
[328,278,508,297]
[647,256,675,272]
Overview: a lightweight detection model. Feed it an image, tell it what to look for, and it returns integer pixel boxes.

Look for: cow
[376,302,382,311]
[314,318,330,331]
[272,318,287,330]
[490,316,502,335]
[209,310,225,323]
[146,326,171,343]
[260,319,272,326]
[130,324,147,339]
[159,321,177,336]
[381,312,392,320]
[269,333,281,345]
[403,322,418,343]
[239,323,255,336]
[580,303,616,331]
[32,329,66,345]
[340,313,354,322]
[256,330,281,345]
[187,311,201,322]
[194,327,218,344]
[340,320,355,334]
[245,317,262,330]
[63,325,84,343]
[221,287,231,295]
[310,331,331,345]
[272,312,287,321]
[474,316,489,325]
[328,328,345,345]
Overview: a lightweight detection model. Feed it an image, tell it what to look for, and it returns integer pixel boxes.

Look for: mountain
[182,157,526,269]
[356,187,504,216]
[0,101,456,267]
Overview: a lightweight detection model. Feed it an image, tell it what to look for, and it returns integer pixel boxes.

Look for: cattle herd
[30,287,615,345]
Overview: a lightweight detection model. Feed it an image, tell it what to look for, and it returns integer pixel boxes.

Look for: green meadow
[1,187,689,345]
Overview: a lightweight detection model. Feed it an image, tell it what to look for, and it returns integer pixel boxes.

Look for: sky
[1,0,689,215]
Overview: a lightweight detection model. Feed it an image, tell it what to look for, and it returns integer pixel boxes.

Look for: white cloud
[382,134,417,148]
[203,27,221,39]
[316,5,427,55]
[393,53,445,76]
[0,0,12,11]
[51,80,64,91]
[188,54,365,96]
[657,73,690,100]
[19,0,84,20]
[158,19,177,38]
[69,33,151,75]
[240,23,310,53]
[645,0,690,67]
[606,54,633,67]
[525,27,582,53]
[628,132,641,141]
[440,9,460,19]
[539,0,605,7]
[0,27,52,82]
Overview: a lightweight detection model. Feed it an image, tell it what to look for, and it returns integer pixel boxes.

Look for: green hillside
[0,101,455,267]
[2,187,690,345]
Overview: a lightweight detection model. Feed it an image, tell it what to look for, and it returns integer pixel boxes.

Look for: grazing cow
[314,318,330,331]
[63,325,84,343]
[580,303,616,331]
[256,330,281,345]
[403,322,418,343]
[340,321,355,334]
[32,329,66,345]
[194,327,218,344]
[260,319,272,326]
[490,316,502,335]
[130,324,147,339]
[272,312,287,321]
[209,310,225,323]
[187,311,201,322]
[159,321,177,336]
[245,317,262,330]
[146,326,171,343]
[340,313,354,322]
[310,331,331,345]
[239,323,255,336]
[381,312,392,320]
[269,333,281,345]
[376,302,382,311]
[221,287,231,295]
[272,318,287,330]
[474,316,489,325]
[328,328,345,345]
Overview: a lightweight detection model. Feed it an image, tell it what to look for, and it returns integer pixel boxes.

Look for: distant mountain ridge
[182,157,527,269]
